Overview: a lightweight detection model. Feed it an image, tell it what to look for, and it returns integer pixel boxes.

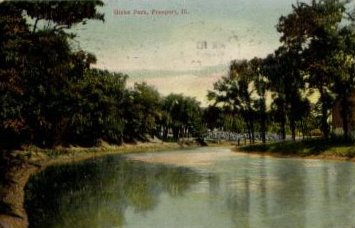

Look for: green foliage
[278,0,355,138]
[4,0,355,151]
[209,0,355,143]
[0,0,111,149]
[123,83,162,142]
[208,58,269,143]
[161,94,204,140]
[65,69,127,146]
[0,0,204,149]
[0,2,32,149]
[0,0,176,149]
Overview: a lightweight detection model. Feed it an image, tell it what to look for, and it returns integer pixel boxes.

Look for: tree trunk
[245,120,252,144]
[340,97,350,138]
[172,127,179,141]
[300,120,305,140]
[290,117,296,141]
[280,118,286,140]
[261,111,267,144]
[250,119,255,144]
[319,87,329,138]
[163,126,168,139]
[261,121,266,143]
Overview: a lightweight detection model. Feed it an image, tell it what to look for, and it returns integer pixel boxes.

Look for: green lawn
[237,137,355,158]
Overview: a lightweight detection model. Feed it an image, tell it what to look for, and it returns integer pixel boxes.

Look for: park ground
[235,137,355,162]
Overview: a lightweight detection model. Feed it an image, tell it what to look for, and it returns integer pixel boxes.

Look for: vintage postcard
[1,0,355,228]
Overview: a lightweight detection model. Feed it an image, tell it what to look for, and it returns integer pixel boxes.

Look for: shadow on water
[24,155,202,228]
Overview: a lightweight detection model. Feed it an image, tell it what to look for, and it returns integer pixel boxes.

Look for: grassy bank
[17,141,188,166]
[236,137,355,160]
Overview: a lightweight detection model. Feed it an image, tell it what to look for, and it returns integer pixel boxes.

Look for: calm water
[25,147,355,228]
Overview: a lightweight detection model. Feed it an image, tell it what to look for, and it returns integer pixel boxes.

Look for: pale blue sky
[71,0,309,104]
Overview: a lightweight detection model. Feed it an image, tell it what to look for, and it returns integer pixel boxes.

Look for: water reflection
[204,152,355,228]
[24,155,202,228]
[25,148,355,228]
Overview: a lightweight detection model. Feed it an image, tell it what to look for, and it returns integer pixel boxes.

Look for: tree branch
[32,18,40,33]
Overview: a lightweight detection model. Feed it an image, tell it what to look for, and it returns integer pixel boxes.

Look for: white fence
[204,131,278,142]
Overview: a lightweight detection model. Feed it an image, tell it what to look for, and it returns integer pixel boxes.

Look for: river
[24,147,355,228]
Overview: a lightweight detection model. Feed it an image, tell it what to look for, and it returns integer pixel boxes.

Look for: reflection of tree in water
[222,158,307,228]
[24,155,202,228]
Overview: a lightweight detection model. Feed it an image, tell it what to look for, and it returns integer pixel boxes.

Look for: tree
[327,27,355,138]
[263,45,306,141]
[251,57,269,143]
[0,2,32,149]
[0,0,104,148]
[208,60,257,143]
[181,97,204,138]
[123,83,162,142]
[66,69,127,146]
[19,0,104,34]
[277,0,354,138]
[162,94,203,141]
[162,94,185,140]
[203,106,223,131]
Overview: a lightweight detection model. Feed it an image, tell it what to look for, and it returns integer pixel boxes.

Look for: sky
[71,0,308,106]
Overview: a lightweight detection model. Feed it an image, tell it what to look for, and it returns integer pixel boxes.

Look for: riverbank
[0,139,239,228]
[235,138,355,162]
[0,141,199,228]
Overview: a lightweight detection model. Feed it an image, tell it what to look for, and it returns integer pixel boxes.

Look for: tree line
[208,0,355,143]
[2,0,355,151]
[0,1,204,150]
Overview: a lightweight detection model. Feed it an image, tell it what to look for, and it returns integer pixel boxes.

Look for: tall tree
[251,57,269,143]
[263,47,306,141]
[66,69,127,146]
[123,83,162,142]
[0,3,31,148]
[208,60,257,143]
[0,0,104,148]
[162,94,203,141]
[277,0,354,138]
